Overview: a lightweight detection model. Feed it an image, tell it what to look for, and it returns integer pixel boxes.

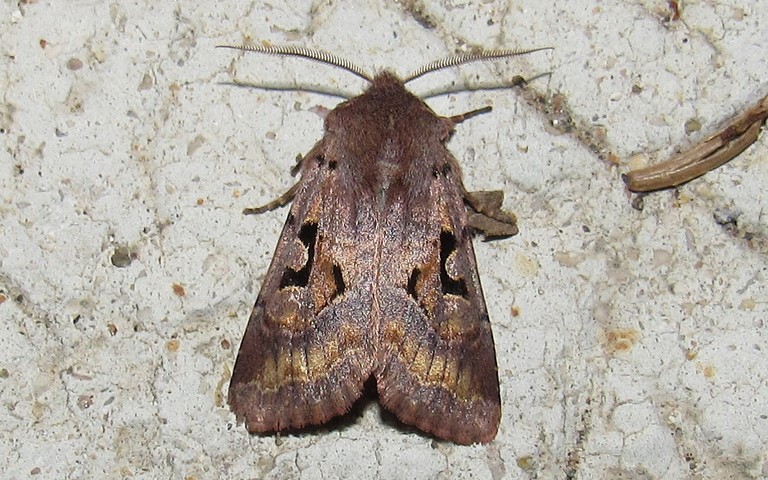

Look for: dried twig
[624,94,768,192]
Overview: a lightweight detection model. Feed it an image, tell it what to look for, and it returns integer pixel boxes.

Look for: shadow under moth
[221,43,547,444]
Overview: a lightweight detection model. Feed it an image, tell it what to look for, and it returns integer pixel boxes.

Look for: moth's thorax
[324,71,455,199]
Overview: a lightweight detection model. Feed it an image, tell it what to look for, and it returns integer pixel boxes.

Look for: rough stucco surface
[1,1,767,479]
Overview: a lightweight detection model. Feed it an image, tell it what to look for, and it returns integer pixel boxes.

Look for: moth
[221,43,547,444]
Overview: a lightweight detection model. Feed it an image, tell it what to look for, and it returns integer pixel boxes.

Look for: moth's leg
[464,190,518,240]
[243,181,301,215]
[449,106,492,125]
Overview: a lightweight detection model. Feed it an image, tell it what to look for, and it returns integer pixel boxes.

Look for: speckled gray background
[1,1,767,478]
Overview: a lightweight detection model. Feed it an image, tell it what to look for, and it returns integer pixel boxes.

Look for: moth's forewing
[228,141,376,432]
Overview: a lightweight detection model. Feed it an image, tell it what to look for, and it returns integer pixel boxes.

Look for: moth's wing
[229,144,377,433]
[375,155,501,445]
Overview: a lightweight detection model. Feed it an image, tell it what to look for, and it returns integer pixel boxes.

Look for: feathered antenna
[217,43,373,83]
[218,43,551,86]
[404,47,553,83]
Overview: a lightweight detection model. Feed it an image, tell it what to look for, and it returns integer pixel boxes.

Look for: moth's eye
[328,160,338,170]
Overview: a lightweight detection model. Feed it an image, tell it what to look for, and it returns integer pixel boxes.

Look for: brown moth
[221,43,547,444]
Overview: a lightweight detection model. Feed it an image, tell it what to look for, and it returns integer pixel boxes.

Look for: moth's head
[364,71,420,102]
[370,71,407,90]
[327,70,424,130]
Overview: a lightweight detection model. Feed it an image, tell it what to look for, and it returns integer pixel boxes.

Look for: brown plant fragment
[624,94,768,192]
[465,190,518,239]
